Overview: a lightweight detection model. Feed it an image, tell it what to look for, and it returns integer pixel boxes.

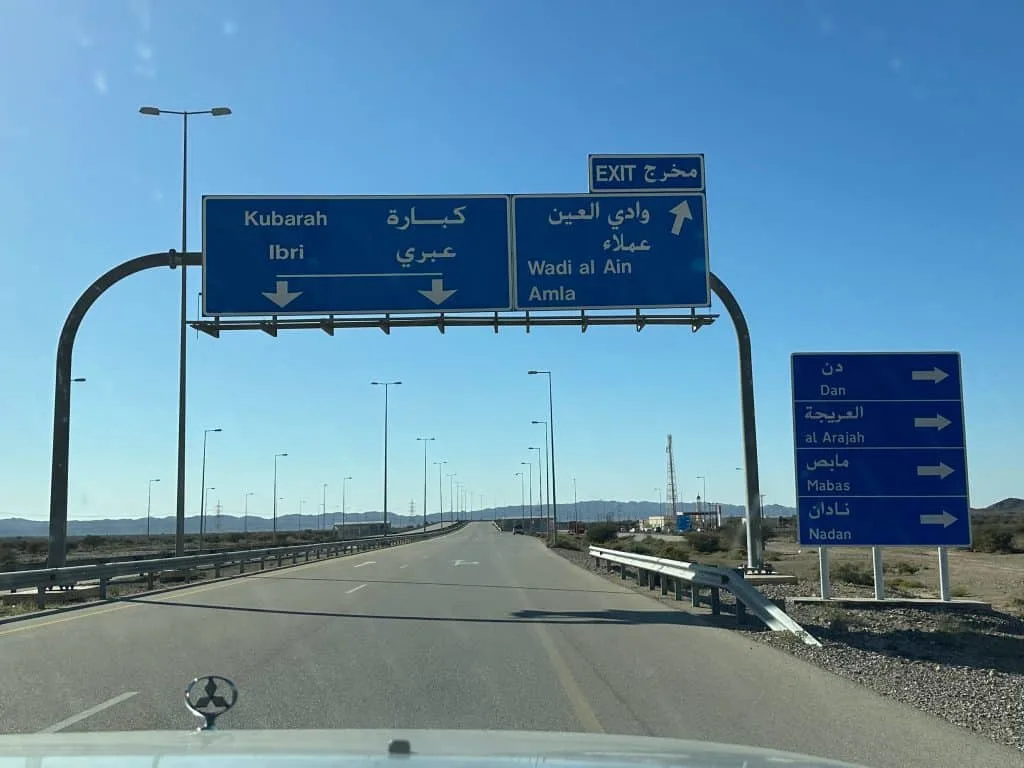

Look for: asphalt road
[0,523,1016,767]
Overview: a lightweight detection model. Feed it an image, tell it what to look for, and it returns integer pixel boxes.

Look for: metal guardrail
[2,523,465,609]
[588,545,820,647]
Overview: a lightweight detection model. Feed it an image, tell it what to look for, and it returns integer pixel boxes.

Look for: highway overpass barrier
[1,522,465,610]
[588,545,820,647]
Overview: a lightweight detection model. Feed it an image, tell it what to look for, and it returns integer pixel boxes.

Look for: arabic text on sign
[548,202,600,226]
[386,206,468,231]
[642,164,700,184]
[607,201,651,228]
[808,501,852,520]
[803,405,864,424]
[395,247,458,268]
[805,454,850,472]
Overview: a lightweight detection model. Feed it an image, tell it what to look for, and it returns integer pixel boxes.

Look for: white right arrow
[916,462,955,479]
[418,278,457,306]
[920,510,957,527]
[914,414,952,431]
[911,367,949,384]
[668,200,693,235]
[262,280,302,308]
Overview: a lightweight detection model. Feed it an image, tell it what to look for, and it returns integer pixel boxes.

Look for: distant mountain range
[1,497,1016,537]
[0,500,792,538]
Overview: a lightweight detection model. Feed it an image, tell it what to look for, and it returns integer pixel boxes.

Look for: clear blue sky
[1,0,1021,523]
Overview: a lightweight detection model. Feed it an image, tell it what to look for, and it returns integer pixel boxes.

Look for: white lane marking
[452,560,479,566]
[399,564,409,569]
[352,561,376,568]
[39,691,138,733]
[345,584,367,594]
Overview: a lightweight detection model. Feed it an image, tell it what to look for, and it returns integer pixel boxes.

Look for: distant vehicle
[512,527,523,535]
[567,522,586,535]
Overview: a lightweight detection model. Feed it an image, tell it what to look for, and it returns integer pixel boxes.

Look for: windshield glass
[0,2,1021,768]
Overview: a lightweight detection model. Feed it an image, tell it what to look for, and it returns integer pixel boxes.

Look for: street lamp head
[531,420,546,425]
[72,377,86,382]
[139,106,161,116]
[210,107,232,116]
[151,478,161,483]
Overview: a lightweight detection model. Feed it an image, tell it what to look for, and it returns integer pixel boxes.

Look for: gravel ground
[552,544,1024,754]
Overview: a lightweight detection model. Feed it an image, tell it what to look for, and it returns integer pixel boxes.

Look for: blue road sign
[512,194,710,311]
[589,154,705,193]
[202,196,512,316]
[791,352,970,548]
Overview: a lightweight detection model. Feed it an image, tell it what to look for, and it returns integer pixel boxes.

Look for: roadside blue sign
[202,196,512,316]
[676,515,692,532]
[589,154,705,193]
[791,352,970,547]
[512,194,710,311]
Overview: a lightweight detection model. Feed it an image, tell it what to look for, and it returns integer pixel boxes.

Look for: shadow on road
[253,574,629,596]
[121,596,715,628]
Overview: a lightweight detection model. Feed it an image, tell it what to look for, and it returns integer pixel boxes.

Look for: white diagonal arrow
[911,367,949,384]
[913,414,952,431]
[919,511,957,527]
[418,278,457,305]
[262,280,302,308]
[668,200,693,235]
[916,462,954,479]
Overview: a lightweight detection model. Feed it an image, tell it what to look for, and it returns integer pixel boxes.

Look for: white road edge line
[399,564,409,569]
[352,561,376,569]
[39,691,139,733]
[345,584,367,594]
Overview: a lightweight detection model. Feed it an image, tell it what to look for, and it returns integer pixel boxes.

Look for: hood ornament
[184,675,238,730]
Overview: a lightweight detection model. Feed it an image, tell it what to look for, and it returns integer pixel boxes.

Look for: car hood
[0,729,870,768]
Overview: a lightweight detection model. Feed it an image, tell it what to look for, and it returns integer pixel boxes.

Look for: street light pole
[197,427,222,544]
[273,452,288,542]
[139,105,231,558]
[146,478,160,537]
[573,477,578,524]
[243,491,253,534]
[529,370,557,540]
[515,471,525,519]
[341,476,352,534]
[203,487,215,544]
[434,460,446,525]
[531,420,550,531]
[321,483,328,530]
[416,437,435,531]
[521,462,532,524]
[529,447,542,529]
[371,381,401,534]
[448,474,456,522]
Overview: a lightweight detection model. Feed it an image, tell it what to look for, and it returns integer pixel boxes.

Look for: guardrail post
[674,579,683,601]
[691,587,701,608]
[147,572,155,590]
[260,558,266,570]
[291,552,298,564]
[239,560,246,574]
[649,572,657,590]
[661,576,669,596]
[98,577,108,600]
[710,588,721,615]
[35,586,46,609]
[277,554,282,566]
[305,551,310,562]
[214,563,221,578]
[736,600,746,626]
